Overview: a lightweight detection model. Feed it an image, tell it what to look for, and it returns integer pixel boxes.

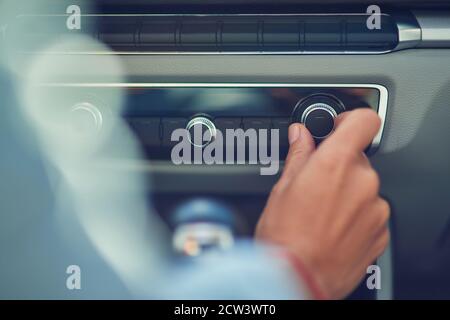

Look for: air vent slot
[6,13,403,54]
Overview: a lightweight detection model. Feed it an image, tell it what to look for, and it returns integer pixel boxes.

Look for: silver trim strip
[42,82,388,153]
[29,50,394,55]
[414,11,450,47]
[394,13,422,51]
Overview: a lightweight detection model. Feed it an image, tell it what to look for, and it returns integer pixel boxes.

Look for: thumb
[281,123,316,182]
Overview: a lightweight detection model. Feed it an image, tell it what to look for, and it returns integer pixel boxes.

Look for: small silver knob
[70,102,103,134]
[186,116,216,147]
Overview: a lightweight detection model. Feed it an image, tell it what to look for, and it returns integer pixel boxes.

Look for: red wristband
[281,251,327,300]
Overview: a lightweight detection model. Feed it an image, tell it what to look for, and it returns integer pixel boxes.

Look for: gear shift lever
[171,198,235,256]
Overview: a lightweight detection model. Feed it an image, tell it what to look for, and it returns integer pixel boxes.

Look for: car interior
[1,0,450,300]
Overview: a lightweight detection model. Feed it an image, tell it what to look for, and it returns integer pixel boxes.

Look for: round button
[292,94,345,142]
[301,103,337,139]
[186,116,216,147]
[70,102,103,135]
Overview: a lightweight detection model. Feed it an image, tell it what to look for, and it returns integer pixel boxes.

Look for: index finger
[321,108,381,152]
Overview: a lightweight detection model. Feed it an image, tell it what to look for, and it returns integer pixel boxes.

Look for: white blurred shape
[0,0,94,77]
[20,34,169,297]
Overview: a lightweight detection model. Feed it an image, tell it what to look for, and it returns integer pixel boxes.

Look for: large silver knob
[300,102,338,139]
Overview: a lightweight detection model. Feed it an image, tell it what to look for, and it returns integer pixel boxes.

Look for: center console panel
[43,83,387,161]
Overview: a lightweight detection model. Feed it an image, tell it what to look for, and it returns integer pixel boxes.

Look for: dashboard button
[272,118,290,149]
[304,19,342,49]
[99,23,136,47]
[180,22,217,49]
[263,22,299,49]
[242,118,272,131]
[70,102,103,136]
[242,118,272,157]
[162,118,187,147]
[242,117,272,145]
[128,118,161,147]
[221,22,258,49]
[215,118,242,133]
[140,21,177,48]
[215,118,242,157]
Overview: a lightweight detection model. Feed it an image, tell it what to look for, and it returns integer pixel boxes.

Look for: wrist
[281,250,328,300]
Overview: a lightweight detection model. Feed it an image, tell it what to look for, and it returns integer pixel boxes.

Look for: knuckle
[336,146,358,163]
[319,146,355,169]
[376,199,391,227]
[375,230,390,256]
[365,169,381,196]
[381,200,391,221]
[289,147,304,159]
[368,229,390,260]
[316,152,336,172]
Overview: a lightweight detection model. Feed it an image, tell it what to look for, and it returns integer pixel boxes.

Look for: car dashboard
[1,0,450,300]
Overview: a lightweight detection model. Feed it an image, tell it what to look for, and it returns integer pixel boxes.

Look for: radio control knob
[292,95,345,141]
[301,103,337,139]
[186,116,216,147]
[70,102,103,135]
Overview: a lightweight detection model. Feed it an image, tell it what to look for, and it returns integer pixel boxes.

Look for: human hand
[256,109,390,299]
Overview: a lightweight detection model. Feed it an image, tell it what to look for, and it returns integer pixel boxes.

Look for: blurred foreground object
[171,198,235,256]
[0,10,313,299]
